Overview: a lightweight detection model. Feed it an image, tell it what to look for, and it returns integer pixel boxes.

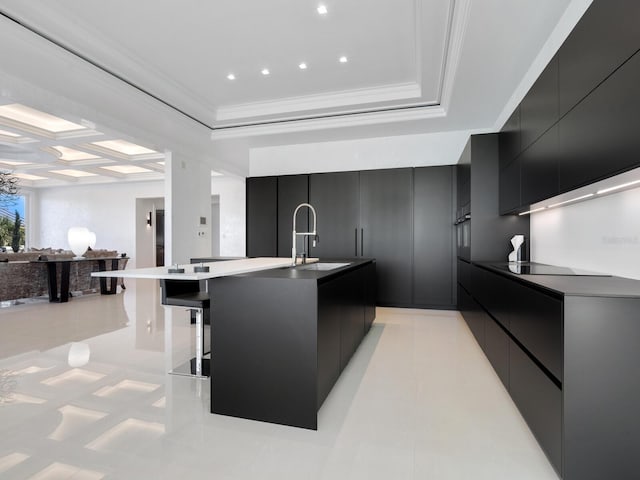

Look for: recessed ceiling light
[339,56,348,63]
[317,5,328,15]
[0,104,85,133]
[50,169,98,178]
[101,165,152,174]
[13,172,47,181]
[90,140,156,156]
[0,128,21,138]
[298,62,308,70]
[261,68,270,76]
[227,73,236,80]
[51,145,100,161]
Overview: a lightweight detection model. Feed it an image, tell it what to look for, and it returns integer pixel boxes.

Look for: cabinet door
[277,175,309,258]
[484,317,509,389]
[520,54,559,151]
[246,177,277,257]
[309,172,359,258]
[558,0,640,116]
[559,50,640,192]
[510,339,562,474]
[457,284,485,349]
[499,158,521,214]
[499,106,521,169]
[413,166,454,307]
[520,124,559,206]
[360,168,413,306]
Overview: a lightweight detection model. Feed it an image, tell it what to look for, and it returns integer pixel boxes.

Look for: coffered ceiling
[0,0,589,182]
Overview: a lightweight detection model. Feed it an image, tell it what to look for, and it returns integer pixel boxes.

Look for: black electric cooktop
[494,262,611,276]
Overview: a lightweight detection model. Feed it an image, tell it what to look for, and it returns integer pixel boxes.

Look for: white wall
[35,181,164,268]
[211,175,246,257]
[531,187,640,280]
[249,130,470,176]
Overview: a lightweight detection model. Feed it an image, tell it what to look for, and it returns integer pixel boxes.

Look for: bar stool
[160,279,210,378]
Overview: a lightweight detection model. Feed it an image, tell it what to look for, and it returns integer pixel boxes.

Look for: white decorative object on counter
[508,234,526,263]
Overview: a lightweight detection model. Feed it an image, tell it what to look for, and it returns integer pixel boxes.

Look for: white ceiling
[0,0,591,183]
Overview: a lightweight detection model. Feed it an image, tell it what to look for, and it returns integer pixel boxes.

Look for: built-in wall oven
[454,204,470,260]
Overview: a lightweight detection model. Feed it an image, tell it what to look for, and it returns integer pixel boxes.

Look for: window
[0,195,26,252]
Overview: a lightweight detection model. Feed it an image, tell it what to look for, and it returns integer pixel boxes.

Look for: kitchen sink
[296,262,351,271]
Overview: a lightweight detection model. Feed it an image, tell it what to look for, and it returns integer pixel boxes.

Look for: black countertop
[477,262,640,298]
[227,258,374,283]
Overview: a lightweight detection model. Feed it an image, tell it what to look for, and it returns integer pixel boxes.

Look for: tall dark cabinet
[308,172,360,258]
[413,166,454,307]
[246,177,277,257]
[248,166,456,309]
[277,175,309,258]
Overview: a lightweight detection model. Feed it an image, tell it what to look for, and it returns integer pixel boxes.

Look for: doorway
[155,209,165,266]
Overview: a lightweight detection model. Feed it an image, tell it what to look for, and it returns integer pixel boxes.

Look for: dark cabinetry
[360,168,414,306]
[253,166,455,308]
[246,177,277,257]
[413,166,454,307]
[520,124,559,206]
[499,0,640,212]
[520,54,559,151]
[558,50,640,191]
[309,172,360,258]
[558,0,640,117]
[461,264,640,479]
[277,175,309,258]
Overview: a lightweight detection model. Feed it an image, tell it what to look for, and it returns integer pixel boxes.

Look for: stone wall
[0,250,127,302]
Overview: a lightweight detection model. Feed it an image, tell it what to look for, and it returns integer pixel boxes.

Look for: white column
[164,151,212,265]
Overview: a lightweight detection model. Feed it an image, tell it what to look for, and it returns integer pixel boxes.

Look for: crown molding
[211,104,446,140]
[215,82,423,122]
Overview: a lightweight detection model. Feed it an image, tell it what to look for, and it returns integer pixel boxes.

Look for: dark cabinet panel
[564,296,640,480]
[309,172,360,258]
[246,177,277,257]
[277,175,309,258]
[457,259,470,292]
[363,262,376,332]
[499,106,521,169]
[413,166,454,307]
[338,269,365,371]
[360,168,413,306]
[457,284,485,349]
[559,50,640,192]
[558,0,640,117]
[510,339,562,474]
[520,54,559,151]
[484,317,509,389]
[520,124,559,206]
[498,158,520,215]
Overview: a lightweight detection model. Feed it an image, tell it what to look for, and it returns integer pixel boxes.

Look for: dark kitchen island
[208,259,376,429]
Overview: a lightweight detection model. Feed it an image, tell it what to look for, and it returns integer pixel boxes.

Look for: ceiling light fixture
[261,68,270,76]
[339,56,348,63]
[90,140,156,156]
[227,73,236,80]
[50,169,98,178]
[547,193,594,209]
[298,62,308,70]
[0,104,86,133]
[0,129,21,138]
[101,165,152,174]
[596,179,640,195]
[0,160,31,166]
[51,146,100,161]
[12,172,46,181]
[317,5,328,15]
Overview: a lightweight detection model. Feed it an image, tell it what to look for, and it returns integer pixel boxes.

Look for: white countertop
[91,257,318,280]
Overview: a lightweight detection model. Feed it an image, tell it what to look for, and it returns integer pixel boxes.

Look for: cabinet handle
[355,228,358,256]
[361,228,364,257]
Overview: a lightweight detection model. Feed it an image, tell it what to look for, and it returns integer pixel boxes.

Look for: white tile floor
[0,279,559,480]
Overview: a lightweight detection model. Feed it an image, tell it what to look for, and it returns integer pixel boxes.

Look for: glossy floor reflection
[0,280,559,479]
